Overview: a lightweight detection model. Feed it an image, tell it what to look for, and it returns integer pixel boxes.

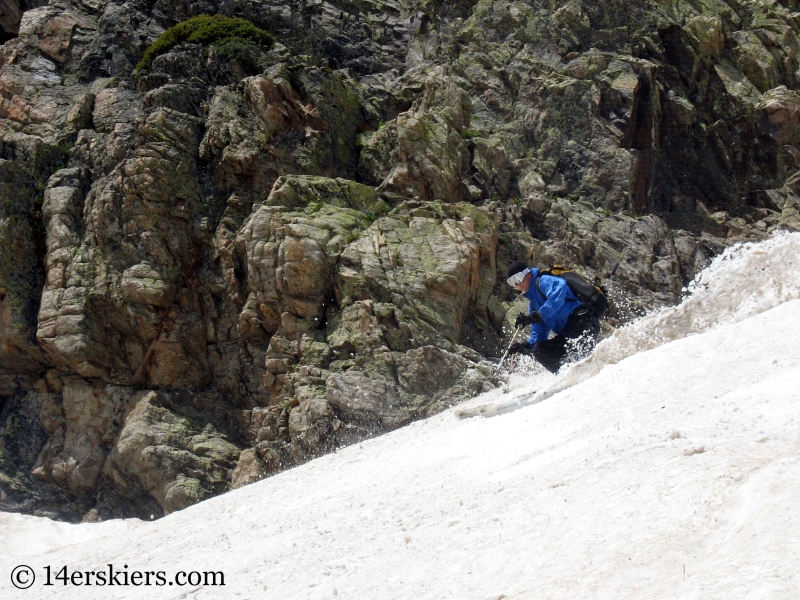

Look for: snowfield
[2,233,800,600]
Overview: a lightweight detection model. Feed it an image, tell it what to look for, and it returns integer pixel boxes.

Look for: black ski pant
[532,308,601,374]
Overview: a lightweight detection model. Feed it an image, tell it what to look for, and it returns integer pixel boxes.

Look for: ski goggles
[506,268,531,287]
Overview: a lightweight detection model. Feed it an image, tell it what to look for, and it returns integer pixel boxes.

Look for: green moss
[267,176,382,215]
[189,435,239,460]
[135,14,274,77]
[213,37,269,73]
[365,201,391,223]
[450,202,493,232]
[402,201,494,234]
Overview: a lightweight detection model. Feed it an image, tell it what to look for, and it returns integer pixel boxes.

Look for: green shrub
[135,14,274,76]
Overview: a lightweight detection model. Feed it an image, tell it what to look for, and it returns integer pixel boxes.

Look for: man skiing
[505,260,601,373]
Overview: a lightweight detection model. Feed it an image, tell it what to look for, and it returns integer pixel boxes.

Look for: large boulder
[33,380,125,494]
[360,68,472,203]
[333,201,497,350]
[103,391,242,515]
[36,108,210,388]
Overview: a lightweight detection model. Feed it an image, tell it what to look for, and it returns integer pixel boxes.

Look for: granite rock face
[1,0,798,520]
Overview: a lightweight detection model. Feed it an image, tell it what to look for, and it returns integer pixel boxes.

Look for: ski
[454,390,540,419]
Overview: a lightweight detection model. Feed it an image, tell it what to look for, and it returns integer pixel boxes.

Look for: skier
[505,260,601,373]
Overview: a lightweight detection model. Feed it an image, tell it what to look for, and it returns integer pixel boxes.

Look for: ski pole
[498,326,523,368]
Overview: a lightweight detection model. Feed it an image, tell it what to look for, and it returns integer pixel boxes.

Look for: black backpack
[535,265,609,318]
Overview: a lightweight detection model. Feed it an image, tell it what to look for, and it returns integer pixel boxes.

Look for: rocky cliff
[1,0,797,521]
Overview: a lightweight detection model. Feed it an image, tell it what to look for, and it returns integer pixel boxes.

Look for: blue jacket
[523,269,582,346]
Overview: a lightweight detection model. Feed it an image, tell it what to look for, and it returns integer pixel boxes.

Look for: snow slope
[1,233,800,600]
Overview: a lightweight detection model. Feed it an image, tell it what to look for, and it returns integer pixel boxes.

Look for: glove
[508,341,533,355]
[514,311,543,328]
